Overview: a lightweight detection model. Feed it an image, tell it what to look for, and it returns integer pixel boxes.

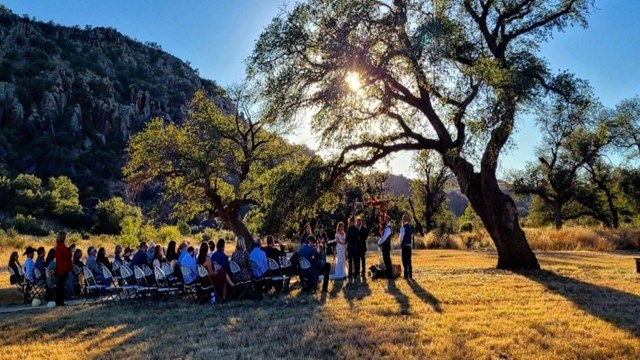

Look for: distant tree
[250,0,596,269]
[12,174,48,216]
[410,150,451,236]
[48,176,83,227]
[125,89,290,244]
[614,96,640,160]
[94,197,142,234]
[511,74,612,229]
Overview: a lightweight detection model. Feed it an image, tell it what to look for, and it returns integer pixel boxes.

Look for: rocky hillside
[0,6,231,200]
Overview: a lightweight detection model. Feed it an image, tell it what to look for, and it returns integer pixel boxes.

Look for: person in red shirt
[55,231,72,306]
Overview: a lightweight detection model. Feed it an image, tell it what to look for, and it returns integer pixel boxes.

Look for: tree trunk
[449,161,540,270]
[217,208,255,250]
[553,200,563,230]
[408,199,425,237]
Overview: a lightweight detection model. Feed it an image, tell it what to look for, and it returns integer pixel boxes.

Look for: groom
[346,216,359,278]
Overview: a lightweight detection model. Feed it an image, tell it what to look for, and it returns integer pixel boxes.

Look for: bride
[330,221,347,280]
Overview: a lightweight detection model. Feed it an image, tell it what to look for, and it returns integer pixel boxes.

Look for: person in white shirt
[377,215,393,279]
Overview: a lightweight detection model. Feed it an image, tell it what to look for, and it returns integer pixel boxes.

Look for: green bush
[459,222,474,233]
[158,225,181,244]
[139,223,158,243]
[10,214,48,236]
[118,214,142,248]
[93,197,142,234]
[0,228,25,250]
[177,221,191,236]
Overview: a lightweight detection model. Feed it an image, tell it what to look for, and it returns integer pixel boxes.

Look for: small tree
[410,150,452,235]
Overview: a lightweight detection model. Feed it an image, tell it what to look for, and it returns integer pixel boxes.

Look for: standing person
[346,217,359,278]
[55,231,72,306]
[300,223,313,245]
[398,214,414,280]
[377,215,393,279]
[330,222,347,280]
[356,216,369,278]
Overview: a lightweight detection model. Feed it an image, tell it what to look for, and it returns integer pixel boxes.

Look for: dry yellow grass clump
[1,249,640,359]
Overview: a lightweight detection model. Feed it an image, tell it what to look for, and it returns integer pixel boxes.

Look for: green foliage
[459,222,474,233]
[48,176,83,226]
[94,197,142,234]
[138,223,158,243]
[177,221,191,236]
[9,213,48,236]
[118,214,142,248]
[157,225,181,243]
[12,174,48,216]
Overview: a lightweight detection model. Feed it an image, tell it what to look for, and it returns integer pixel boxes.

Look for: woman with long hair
[330,222,347,280]
[230,236,252,283]
[152,245,165,269]
[165,240,178,264]
[44,248,57,291]
[96,247,112,272]
[8,251,23,285]
[197,242,233,301]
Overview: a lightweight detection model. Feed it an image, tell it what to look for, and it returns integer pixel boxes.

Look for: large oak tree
[249,0,595,269]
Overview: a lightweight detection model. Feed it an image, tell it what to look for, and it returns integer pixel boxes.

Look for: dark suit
[346,225,359,277]
[299,244,329,292]
[357,225,369,276]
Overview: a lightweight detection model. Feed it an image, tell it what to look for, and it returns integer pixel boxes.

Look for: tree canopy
[249,0,596,269]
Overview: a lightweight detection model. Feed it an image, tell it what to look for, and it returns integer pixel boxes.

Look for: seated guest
[197,242,233,301]
[263,235,285,265]
[152,245,166,269]
[34,247,46,282]
[210,238,230,273]
[131,242,149,268]
[114,245,123,265]
[178,246,197,284]
[147,242,156,264]
[73,249,84,268]
[123,247,132,263]
[207,240,216,257]
[8,251,23,285]
[298,236,330,292]
[44,248,57,291]
[86,246,112,286]
[178,241,190,263]
[22,246,37,283]
[250,238,268,279]
[166,240,178,264]
[96,247,112,272]
[230,236,252,284]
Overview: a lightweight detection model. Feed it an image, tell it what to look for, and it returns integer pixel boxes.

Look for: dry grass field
[1,248,640,359]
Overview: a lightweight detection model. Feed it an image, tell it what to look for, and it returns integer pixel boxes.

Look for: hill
[0,6,230,200]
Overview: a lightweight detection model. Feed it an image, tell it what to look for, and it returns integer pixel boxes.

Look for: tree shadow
[407,279,443,313]
[519,270,640,337]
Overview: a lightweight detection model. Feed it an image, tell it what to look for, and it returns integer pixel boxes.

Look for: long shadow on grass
[387,280,410,315]
[408,279,442,313]
[520,270,640,337]
[343,277,371,309]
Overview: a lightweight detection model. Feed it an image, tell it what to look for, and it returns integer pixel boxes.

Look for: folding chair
[298,257,313,292]
[267,258,290,294]
[133,265,158,301]
[82,267,106,305]
[154,265,180,301]
[99,264,122,302]
[196,264,216,304]
[7,267,25,294]
[229,260,254,300]
[30,268,47,301]
[161,262,183,287]
[72,264,84,296]
[179,265,198,302]
[118,263,139,300]
[111,261,123,285]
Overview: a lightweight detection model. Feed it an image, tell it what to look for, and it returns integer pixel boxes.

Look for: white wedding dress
[330,232,347,280]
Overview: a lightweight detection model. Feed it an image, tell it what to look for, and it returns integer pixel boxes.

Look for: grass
[1,249,640,359]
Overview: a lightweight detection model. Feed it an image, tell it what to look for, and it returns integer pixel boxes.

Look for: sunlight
[345,71,362,92]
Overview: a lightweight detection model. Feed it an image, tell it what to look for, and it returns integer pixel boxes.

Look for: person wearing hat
[22,246,36,283]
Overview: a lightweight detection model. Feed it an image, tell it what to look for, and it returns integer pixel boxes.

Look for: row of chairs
[8,266,48,302]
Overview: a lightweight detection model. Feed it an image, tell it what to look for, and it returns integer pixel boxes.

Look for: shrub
[459,222,474,233]
[158,225,181,244]
[118,214,142,248]
[139,223,158,243]
[0,228,25,249]
[10,214,48,236]
[421,232,463,250]
[177,221,191,236]
[93,197,142,234]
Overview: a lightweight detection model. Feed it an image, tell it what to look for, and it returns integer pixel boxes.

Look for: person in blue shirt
[249,238,268,279]
[210,238,230,273]
[179,246,197,284]
[34,247,46,282]
[299,236,329,292]
[22,246,36,283]
[131,242,149,268]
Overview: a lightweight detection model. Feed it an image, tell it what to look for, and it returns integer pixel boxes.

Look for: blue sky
[3,0,639,178]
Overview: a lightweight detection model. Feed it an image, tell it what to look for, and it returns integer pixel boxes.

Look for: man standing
[55,231,72,305]
[398,214,414,280]
[356,216,369,278]
[346,217,359,278]
[377,215,393,279]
